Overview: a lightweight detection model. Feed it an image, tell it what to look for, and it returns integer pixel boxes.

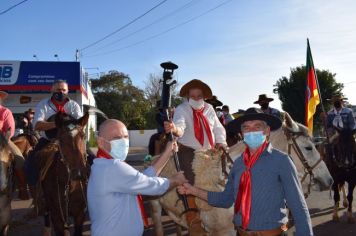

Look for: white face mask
[189,98,204,110]
[109,138,129,161]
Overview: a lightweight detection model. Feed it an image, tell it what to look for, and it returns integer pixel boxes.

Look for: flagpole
[307,38,330,142]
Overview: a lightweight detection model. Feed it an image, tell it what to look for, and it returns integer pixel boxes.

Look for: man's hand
[164,121,176,134]
[177,183,195,195]
[215,143,226,150]
[168,171,188,188]
[163,141,178,155]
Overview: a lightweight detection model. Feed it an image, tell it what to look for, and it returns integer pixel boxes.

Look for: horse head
[331,125,356,168]
[55,112,89,181]
[282,112,333,191]
[0,130,13,194]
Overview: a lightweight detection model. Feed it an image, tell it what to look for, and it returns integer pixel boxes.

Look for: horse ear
[284,112,299,132]
[77,113,89,127]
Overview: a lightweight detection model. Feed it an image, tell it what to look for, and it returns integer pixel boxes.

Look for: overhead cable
[80,0,169,52]
[0,0,29,15]
[87,0,198,54]
[85,0,233,58]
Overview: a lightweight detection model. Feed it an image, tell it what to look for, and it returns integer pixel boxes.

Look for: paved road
[8,147,356,235]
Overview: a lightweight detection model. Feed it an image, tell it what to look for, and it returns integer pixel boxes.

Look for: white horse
[151,112,333,235]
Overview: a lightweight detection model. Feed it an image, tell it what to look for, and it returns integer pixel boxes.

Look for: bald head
[97,119,129,152]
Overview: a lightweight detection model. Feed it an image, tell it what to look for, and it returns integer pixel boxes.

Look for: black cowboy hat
[227,107,282,133]
[253,94,274,104]
[179,79,213,99]
[205,95,223,108]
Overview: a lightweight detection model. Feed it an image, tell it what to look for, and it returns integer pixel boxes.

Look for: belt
[236,224,287,236]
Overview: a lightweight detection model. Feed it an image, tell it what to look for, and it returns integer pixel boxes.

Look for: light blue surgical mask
[109,138,129,161]
[243,131,266,149]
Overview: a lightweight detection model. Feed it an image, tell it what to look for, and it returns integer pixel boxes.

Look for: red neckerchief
[192,106,214,148]
[234,141,268,229]
[95,147,149,227]
[96,148,112,159]
[51,97,69,113]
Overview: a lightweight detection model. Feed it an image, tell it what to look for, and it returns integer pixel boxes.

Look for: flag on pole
[305,39,320,135]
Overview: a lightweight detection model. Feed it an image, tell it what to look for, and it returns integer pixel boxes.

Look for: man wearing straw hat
[0,90,29,199]
[254,94,281,118]
[164,79,226,232]
[178,107,313,236]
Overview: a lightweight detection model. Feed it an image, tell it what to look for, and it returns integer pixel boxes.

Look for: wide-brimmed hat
[326,94,347,102]
[0,90,8,100]
[227,107,282,133]
[179,79,213,99]
[28,108,35,114]
[205,95,223,108]
[253,94,274,104]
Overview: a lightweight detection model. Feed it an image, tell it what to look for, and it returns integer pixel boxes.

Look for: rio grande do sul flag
[305,39,320,135]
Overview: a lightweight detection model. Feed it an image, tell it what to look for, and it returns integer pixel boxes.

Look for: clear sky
[2,0,356,113]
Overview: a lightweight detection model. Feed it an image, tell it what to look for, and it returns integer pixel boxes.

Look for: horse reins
[55,129,88,229]
[285,129,323,197]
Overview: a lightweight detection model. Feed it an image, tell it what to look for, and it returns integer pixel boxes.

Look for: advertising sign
[0,61,87,97]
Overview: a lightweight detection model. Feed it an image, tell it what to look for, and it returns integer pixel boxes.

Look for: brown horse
[12,133,38,158]
[36,113,89,236]
[0,131,14,236]
[323,128,356,223]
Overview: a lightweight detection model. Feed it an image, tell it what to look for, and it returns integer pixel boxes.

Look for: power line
[80,0,169,52]
[85,0,233,58]
[86,0,199,54]
[0,0,29,15]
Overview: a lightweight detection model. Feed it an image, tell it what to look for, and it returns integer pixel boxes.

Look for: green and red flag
[305,39,320,135]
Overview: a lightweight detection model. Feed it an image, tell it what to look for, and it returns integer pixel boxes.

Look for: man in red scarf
[178,108,313,236]
[164,79,226,233]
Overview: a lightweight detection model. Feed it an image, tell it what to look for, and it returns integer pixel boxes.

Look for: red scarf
[192,107,214,148]
[234,141,268,229]
[95,148,149,227]
[51,97,69,113]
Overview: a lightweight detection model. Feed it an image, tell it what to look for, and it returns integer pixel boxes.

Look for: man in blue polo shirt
[178,107,313,236]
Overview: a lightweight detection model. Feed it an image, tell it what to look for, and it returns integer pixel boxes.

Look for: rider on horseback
[164,79,227,234]
[0,90,29,200]
[326,94,356,166]
[24,80,83,202]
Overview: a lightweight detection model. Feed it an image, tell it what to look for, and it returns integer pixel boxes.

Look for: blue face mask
[243,131,266,149]
[109,138,129,161]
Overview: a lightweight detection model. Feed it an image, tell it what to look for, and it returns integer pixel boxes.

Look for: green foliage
[273,65,344,134]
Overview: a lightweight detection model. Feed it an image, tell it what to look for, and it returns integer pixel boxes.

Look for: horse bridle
[54,126,88,229]
[284,129,323,197]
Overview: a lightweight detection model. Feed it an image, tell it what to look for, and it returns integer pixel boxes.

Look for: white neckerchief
[332,108,343,128]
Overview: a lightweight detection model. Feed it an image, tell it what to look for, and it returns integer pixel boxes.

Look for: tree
[143,73,183,129]
[273,66,344,133]
[91,70,151,129]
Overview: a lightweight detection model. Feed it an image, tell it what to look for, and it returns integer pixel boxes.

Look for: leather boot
[185,195,207,236]
[15,169,30,200]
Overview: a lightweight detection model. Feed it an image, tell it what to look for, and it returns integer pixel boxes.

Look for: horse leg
[346,182,355,224]
[42,213,52,236]
[73,212,85,236]
[341,183,349,208]
[149,199,164,236]
[332,182,341,221]
[1,224,9,236]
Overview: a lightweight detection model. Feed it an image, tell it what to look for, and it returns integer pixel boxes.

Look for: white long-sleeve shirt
[87,158,170,236]
[173,101,226,150]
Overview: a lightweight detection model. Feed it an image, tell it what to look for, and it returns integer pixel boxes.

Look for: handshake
[167,171,196,196]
